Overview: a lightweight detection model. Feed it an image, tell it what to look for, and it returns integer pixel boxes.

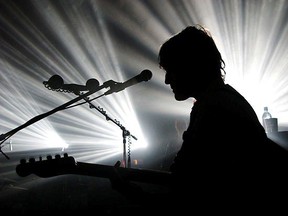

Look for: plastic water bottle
[262,106,272,133]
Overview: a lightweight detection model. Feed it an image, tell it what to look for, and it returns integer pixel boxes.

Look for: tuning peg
[20,158,26,164]
[29,158,36,163]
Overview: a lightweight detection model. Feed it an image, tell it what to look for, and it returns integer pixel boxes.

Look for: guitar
[16,153,172,186]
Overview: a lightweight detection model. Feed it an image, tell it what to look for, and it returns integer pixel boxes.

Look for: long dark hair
[159,25,226,81]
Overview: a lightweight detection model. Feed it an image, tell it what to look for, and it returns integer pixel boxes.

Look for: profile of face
[163,62,203,101]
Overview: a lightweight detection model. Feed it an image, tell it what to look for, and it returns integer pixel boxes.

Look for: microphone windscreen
[140,69,153,81]
[47,75,64,89]
[86,78,100,91]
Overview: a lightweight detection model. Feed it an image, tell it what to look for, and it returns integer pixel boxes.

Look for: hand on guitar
[109,160,145,199]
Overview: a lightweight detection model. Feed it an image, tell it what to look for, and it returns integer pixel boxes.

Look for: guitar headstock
[16,153,76,178]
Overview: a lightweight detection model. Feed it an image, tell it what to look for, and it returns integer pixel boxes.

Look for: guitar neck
[75,162,172,185]
[16,154,172,186]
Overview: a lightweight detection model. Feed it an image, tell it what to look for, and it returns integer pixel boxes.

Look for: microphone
[104,69,153,96]
[43,75,100,93]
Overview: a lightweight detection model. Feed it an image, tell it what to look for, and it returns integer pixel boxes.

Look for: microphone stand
[79,93,137,168]
[0,84,107,159]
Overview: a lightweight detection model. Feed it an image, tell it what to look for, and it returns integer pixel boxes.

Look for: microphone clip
[103,80,123,95]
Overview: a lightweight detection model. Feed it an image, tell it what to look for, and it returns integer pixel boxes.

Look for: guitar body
[16,153,172,185]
